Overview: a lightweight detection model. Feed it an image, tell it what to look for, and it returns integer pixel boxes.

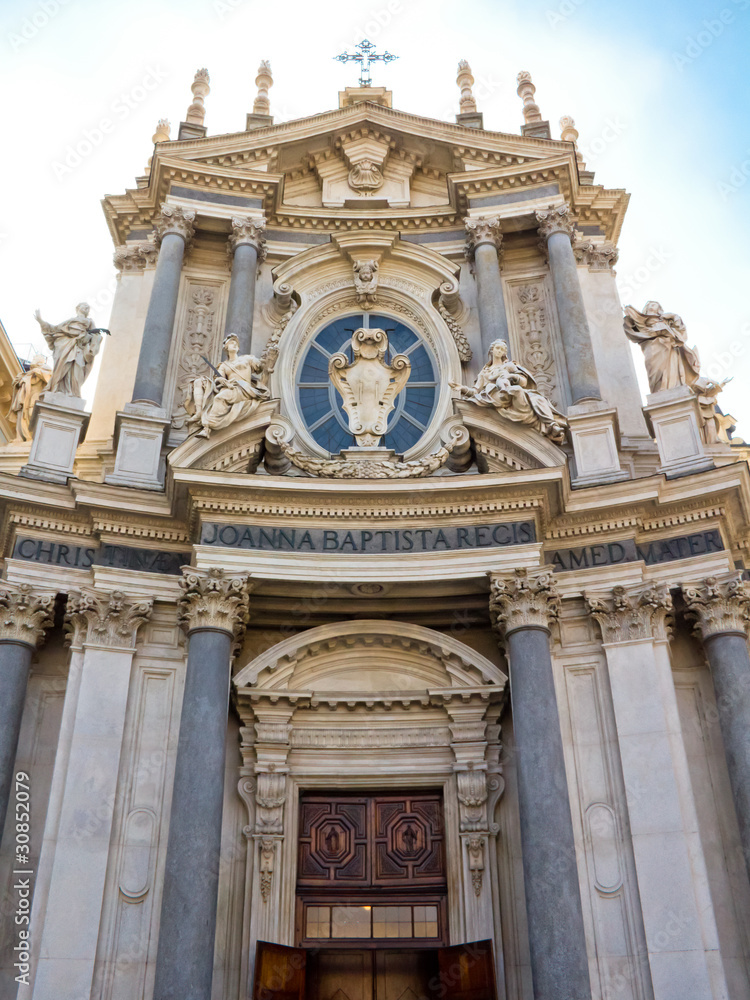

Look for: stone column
[152,568,252,1000]
[464,217,510,356]
[490,569,592,1000]
[31,590,152,1000]
[226,216,266,357]
[132,204,196,407]
[683,573,750,880]
[586,583,728,1000]
[0,584,54,841]
[536,204,600,403]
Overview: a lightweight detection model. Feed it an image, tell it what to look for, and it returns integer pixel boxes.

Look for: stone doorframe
[232,620,508,996]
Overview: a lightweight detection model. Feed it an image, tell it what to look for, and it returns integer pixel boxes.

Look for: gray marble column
[131,204,196,407]
[491,569,592,1000]
[465,217,511,357]
[537,204,601,403]
[226,217,266,357]
[0,585,54,841]
[152,569,251,1000]
[684,575,750,879]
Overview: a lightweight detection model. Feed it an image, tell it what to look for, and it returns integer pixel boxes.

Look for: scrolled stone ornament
[154,204,196,248]
[64,590,153,648]
[348,158,384,192]
[0,583,55,647]
[585,583,673,644]
[178,567,252,639]
[683,574,750,640]
[489,568,560,636]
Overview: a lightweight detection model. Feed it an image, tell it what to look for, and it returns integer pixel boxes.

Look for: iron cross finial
[334,39,398,88]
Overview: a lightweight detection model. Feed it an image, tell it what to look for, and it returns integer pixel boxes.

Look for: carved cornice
[64,590,153,649]
[536,203,576,243]
[113,242,159,272]
[683,574,750,640]
[178,567,252,638]
[489,568,560,635]
[228,215,267,262]
[0,583,55,648]
[464,216,504,263]
[585,583,673,644]
[153,204,196,249]
[573,240,618,271]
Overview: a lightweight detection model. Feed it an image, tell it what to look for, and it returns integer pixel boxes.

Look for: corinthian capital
[153,204,196,248]
[573,240,619,271]
[683,574,750,640]
[64,590,153,649]
[228,216,267,263]
[178,567,252,639]
[464,216,503,260]
[586,583,673,644]
[489,568,560,636]
[113,242,159,272]
[0,583,55,648]
[536,203,576,243]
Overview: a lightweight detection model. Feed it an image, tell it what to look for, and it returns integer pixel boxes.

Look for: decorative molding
[585,583,673,644]
[178,567,252,638]
[64,590,153,649]
[0,583,55,648]
[437,299,472,363]
[228,216,267,262]
[113,242,158,272]
[573,240,618,271]
[467,835,485,896]
[536,203,576,243]
[290,727,452,749]
[154,204,196,248]
[170,282,220,432]
[457,768,489,832]
[489,568,560,635]
[683,574,750,639]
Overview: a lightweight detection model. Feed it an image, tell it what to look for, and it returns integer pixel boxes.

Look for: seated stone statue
[184,334,270,438]
[450,339,567,444]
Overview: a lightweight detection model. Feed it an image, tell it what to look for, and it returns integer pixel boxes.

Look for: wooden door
[306,949,374,1000]
[374,949,439,1000]
[436,941,497,1000]
[253,941,306,1000]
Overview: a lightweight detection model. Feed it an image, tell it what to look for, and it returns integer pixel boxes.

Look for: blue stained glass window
[296,313,439,454]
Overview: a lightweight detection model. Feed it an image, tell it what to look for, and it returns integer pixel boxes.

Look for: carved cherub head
[353,259,379,284]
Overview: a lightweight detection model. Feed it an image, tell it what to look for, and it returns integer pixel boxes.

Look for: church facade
[1,55,750,1000]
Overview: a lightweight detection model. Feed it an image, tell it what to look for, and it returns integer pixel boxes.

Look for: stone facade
[0,60,750,1000]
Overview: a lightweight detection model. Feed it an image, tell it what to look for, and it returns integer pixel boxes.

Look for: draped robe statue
[34,302,102,397]
[450,339,568,444]
[184,334,270,438]
[9,354,52,441]
[623,301,701,393]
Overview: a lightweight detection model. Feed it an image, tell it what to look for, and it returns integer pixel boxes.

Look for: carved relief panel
[504,275,569,410]
[163,277,228,440]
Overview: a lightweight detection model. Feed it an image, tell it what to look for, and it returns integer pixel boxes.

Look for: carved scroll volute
[683,574,750,640]
[0,583,55,648]
[489,568,560,638]
[585,583,673,644]
[64,590,153,649]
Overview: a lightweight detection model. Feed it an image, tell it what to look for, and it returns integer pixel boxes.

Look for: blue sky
[1,0,749,425]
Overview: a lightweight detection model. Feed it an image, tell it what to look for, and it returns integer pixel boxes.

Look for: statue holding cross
[334,39,398,88]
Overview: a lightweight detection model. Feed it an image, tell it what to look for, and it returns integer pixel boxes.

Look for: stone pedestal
[567,400,627,487]
[105,402,170,490]
[19,392,90,484]
[643,384,712,477]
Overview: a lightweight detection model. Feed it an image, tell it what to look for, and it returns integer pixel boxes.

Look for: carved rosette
[585,583,673,644]
[228,216,267,265]
[536,204,576,245]
[0,583,55,648]
[489,568,560,636]
[573,240,619,271]
[153,204,196,250]
[113,242,159,272]
[178,567,252,640]
[64,590,153,649]
[464,217,504,267]
[683,574,750,640]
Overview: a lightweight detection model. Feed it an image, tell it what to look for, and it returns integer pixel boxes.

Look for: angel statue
[183,333,270,438]
[353,259,379,310]
[8,354,52,441]
[623,301,701,393]
[34,302,103,397]
[450,339,568,445]
[329,327,411,447]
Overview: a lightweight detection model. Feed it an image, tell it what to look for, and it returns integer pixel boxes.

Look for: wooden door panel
[436,941,497,1000]
[374,949,439,1000]
[253,941,306,1000]
[298,798,370,888]
[306,949,374,1000]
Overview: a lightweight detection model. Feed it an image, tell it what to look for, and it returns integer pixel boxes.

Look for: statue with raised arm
[184,333,270,438]
[329,327,411,447]
[33,302,102,397]
[623,301,701,393]
[450,339,567,444]
[8,354,52,441]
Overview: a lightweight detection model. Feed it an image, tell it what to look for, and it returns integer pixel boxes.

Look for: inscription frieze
[546,529,723,571]
[13,536,191,575]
